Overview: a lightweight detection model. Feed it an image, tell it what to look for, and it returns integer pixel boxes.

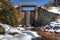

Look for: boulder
[0,25,5,34]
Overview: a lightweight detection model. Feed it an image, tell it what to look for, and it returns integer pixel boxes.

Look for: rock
[0,25,5,34]
[8,27,22,35]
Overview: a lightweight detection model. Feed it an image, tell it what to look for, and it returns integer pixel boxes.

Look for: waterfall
[26,11,31,26]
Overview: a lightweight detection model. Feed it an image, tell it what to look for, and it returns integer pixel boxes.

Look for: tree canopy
[0,0,18,26]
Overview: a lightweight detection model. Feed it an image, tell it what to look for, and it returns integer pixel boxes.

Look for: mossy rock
[0,25,5,34]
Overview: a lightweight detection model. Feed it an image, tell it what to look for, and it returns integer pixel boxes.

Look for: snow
[26,27,34,30]
[3,24,11,32]
[0,34,13,40]
[8,27,22,33]
[0,23,41,40]
[9,38,20,40]
[1,38,8,40]
[14,6,18,8]
[0,23,11,32]
[0,35,4,39]
[42,6,60,14]
[0,33,32,40]
[23,31,41,38]
[50,20,60,27]
[41,19,60,33]
[55,29,60,33]
[57,19,60,22]
[3,34,14,39]
[0,34,32,40]
[26,27,34,29]
[18,25,22,27]
[17,27,25,31]
[50,24,55,27]
[14,33,32,40]
[47,29,55,33]
[0,24,25,33]
[42,26,55,33]
[47,7,60,14]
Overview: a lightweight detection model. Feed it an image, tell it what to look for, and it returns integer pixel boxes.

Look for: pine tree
[0,0,18,26]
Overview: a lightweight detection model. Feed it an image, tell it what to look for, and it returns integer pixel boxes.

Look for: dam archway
[19,3,38,26]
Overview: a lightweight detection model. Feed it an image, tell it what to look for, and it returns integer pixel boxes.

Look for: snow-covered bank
[40,19,60,33]
[42,6,60,14]
[48,7,60,14]
[0,23,41,40]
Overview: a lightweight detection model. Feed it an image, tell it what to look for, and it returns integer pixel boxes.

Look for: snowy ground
[40,19,60,33]
[0,23,41,40]
[0,33,32,40]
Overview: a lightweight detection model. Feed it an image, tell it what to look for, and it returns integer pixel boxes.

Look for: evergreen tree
[0,0,18,26]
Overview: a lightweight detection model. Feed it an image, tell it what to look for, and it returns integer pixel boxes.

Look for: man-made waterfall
[26,11,31,26]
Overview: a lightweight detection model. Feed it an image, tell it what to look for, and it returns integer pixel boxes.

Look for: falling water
[26,11,31,26]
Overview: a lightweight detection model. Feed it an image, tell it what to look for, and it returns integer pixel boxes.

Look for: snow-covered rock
[17,27,25,31]
[7,27,22,34]
[1,38,8,40]
[0,23,11,32]
[0,35,4,39]
[57,19,60,22]
[23,31,41,38]
[55,29,60,33]
[50,21,60,27]
[46,29,55,33]
[0,23,41,40]
[14,33,32,40]
[8,38,19,40]
[50,21,56,27]
[3,34,14,39]
[26,27,34,30]
[40,28,45,31]
[18,25,22,27]
[3,24,11,32]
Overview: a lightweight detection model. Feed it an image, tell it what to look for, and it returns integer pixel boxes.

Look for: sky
[11,0,54,6]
